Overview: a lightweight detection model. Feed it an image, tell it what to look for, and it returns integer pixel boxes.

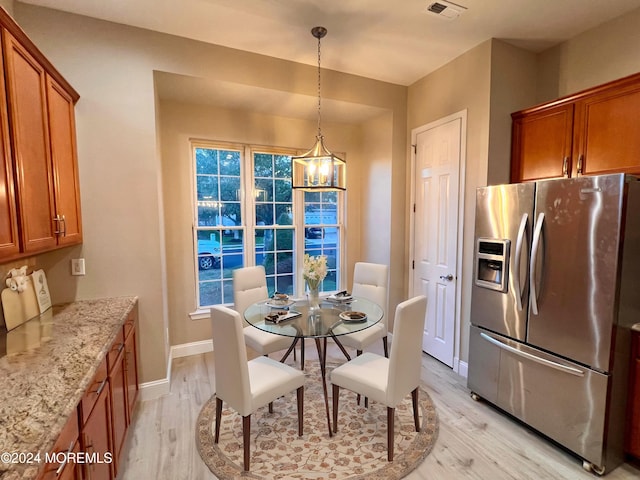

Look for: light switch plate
[71,258,85,276]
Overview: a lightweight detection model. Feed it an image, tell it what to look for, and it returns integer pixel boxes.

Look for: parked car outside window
[198,235,221,270]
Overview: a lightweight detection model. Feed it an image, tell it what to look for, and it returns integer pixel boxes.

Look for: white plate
[265,299,295,308]
[265,310,301,324]
[327,294,353,302]
[339,311,367,323]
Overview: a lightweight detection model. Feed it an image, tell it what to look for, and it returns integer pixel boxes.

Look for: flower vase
[307,286,320,315]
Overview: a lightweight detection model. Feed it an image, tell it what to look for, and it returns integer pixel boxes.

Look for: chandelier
[291,26,346,191]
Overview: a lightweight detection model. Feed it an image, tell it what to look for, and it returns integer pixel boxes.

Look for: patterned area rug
[196,362,439,479]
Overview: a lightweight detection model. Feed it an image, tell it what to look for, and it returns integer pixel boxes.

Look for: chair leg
[301,339,305,370]
[356,350,364,406]
[382,336,389,358]
[214,397,223,443]
[297,386,304,436]
[412,387,420,432]
[387,407,395,462]
[242,415,251,471]
[332,384,340,434]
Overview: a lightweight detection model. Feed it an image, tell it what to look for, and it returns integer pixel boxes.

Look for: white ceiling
[18,0,640,86]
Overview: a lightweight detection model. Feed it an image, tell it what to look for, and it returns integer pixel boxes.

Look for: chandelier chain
[316,31,322,137]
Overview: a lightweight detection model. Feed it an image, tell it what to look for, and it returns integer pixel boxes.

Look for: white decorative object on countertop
[5,265,28,292]
[1,266,40,331]
[32,269,52,314]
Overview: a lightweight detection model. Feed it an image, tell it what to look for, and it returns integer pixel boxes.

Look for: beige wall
[407,40,492,367]
[538,7,640,102]
[487,40,538,186]
[11,3,407,383]
[0,0,13,16]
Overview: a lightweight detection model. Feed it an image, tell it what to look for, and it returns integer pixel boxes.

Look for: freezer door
[528,174,625,371]
[471,328,610,469]
[471,182,534,341]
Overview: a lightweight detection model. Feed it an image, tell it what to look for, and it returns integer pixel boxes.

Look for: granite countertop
[0,296,138,480]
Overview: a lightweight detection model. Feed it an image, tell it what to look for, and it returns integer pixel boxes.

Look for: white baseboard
[139,377,171,401]
[138,340,214,401]
[171,339,213,358]
[455,358,468,378]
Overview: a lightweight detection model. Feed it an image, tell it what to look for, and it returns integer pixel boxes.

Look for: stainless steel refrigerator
[468,173,640,474]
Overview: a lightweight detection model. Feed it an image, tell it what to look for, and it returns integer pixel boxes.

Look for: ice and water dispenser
[475,238,510,292]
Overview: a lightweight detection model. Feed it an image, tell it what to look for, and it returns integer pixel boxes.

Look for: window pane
[256,204,274,225]
[197,175,218,201]
[275,206,292,224]
[254,178,273,202]
[274,179,291,202]
[221,202,242,226]
[197,227,245,307]
[195,148,218,175]
[219,150,240,175]
[198,205,219,226]
[274,155,291,178]
[275,228,293,251]
[220,176,240,201]
[304,188,342,292]
[254,153,273,177]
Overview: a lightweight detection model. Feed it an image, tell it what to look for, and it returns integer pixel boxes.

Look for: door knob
[440,274,454,281]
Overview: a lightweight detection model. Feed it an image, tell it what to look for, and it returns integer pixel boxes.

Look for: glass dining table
[244,296,384,437]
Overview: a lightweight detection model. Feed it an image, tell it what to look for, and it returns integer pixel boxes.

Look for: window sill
[189,308,211,320]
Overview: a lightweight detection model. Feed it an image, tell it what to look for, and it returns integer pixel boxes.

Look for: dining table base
[278,335,353,437]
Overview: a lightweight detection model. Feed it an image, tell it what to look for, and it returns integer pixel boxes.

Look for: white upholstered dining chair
[330,295,427,461]
[233,265,296,360]
[339,262,390,356]
[210,305,305,471]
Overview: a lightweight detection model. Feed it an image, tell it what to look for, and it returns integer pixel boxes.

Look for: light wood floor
[119,341,640,479]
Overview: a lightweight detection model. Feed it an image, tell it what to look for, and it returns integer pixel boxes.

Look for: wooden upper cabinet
[46,74,83,246]
[2,29,57,253]
[0,44,19,258]
[511,104,574,182]
[572,81,640,177]
[0,10,82,262]
[511,72,640,182]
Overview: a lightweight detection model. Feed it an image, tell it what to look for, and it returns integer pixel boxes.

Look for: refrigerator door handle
[513,213,528,311]
[480,332,585,377]
[529,212,545,315]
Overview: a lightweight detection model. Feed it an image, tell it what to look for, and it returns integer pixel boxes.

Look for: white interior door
[411,114,463,367]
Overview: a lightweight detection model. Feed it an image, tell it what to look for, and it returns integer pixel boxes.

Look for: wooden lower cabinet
[37,307,139,480]
[627,331,640,459]
[81,382,112,480]
[109,334,127,475]
[124,321,139,422]
[38,412,81,480]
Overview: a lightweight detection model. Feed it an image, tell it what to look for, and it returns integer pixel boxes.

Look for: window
[193,142,344,309]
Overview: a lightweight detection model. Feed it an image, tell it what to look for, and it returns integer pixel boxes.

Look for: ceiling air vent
[424,1,467,20]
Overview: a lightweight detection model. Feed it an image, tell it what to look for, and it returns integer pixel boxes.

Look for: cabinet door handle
[55,441,75,475]
[562,157,569,177]
[577,154,584,176]
[53,215,67,236]
[94,377,108,396]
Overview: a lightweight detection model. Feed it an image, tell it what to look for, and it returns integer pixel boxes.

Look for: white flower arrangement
[302,254,327,291]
